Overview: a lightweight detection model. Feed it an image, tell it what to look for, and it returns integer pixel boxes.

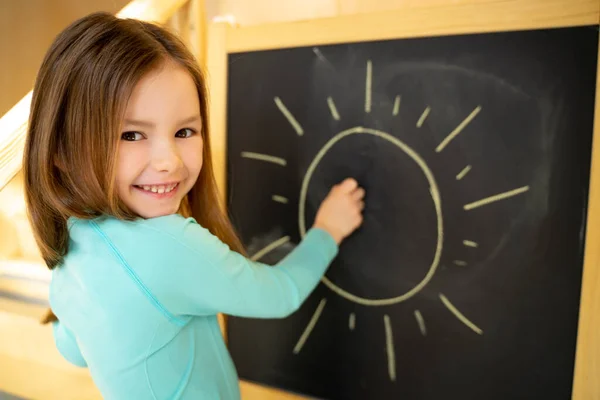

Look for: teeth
[138,183,177,194]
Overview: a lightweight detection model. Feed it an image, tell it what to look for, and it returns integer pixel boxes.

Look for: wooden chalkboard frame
[206,1,600,399]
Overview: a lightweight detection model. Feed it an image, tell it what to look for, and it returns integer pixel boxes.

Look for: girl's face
[116,62,203,219]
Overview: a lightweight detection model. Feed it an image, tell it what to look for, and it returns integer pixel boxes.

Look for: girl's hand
[313,178,365,245]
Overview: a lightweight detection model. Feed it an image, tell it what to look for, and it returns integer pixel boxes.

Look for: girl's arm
[133,179,364,319]
[141,219,338,318]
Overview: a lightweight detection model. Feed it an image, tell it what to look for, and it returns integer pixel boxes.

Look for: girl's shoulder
[68,213,201,241]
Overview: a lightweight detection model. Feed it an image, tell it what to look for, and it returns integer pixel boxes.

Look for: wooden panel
[207,22,229,200]
[214,0,338,26]
[164,0,207,65]
[209,0,521,27]
[189,0,208,67]
[572,34,600,400]
[165,2,188,42]
[225,0,599,52]
[240,381,308,400]
[338,0,509,15]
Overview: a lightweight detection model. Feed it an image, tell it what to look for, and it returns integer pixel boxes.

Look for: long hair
[24,12,245,272]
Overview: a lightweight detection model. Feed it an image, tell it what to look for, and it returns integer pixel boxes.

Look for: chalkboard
[225,26,599,400]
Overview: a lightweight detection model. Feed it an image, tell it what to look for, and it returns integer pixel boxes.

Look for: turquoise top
[50,214,338,399]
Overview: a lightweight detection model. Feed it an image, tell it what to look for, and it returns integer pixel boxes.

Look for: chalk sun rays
[291,296,482,383]
[237,56,531,383]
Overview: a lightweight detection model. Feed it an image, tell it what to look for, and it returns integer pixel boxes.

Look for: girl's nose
[151,140,182,173]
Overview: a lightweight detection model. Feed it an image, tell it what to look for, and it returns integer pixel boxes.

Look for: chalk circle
[299,126,444,306]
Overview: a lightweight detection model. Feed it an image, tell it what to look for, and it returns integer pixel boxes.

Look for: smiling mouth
[133,182,180,197]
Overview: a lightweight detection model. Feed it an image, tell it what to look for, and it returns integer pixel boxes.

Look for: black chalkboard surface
[225,26,598,400]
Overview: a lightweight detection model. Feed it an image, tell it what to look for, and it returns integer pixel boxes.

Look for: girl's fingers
[352,187,365,201]
[339,178,358,193]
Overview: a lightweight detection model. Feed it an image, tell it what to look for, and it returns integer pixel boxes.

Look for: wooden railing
[0,0,207,192]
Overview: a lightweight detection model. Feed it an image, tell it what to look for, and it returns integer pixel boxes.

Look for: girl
[24,12,365,400]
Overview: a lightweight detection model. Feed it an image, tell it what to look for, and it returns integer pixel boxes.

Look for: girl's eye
[175,128,196,138]
[121,132,144,141]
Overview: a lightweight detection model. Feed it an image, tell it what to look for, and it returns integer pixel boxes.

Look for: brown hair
[24,12,245,272]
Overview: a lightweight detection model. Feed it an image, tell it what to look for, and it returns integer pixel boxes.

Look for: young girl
[24,12,365,399]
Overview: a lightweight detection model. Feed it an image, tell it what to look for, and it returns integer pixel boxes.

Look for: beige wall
[0,0,130,116]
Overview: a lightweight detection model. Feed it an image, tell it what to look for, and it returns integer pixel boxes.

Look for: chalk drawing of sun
[238,54,530,382]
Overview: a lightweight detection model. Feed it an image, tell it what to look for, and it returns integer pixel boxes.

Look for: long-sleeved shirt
[49,214,338,399]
